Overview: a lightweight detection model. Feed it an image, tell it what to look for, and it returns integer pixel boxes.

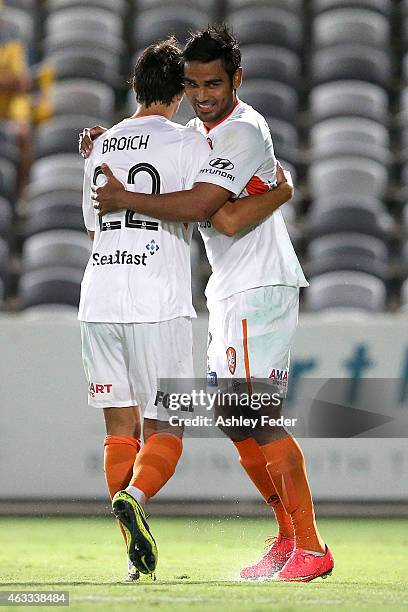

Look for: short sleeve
[181,128,211,190]
[195,122,266,197]
[82,157,96,231]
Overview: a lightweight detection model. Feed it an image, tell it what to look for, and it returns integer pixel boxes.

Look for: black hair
[183,24,241,82]
[133,38,184,107]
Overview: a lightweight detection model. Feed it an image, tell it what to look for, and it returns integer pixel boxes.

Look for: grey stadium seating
[43,30,126,59]
[305,271,387,312]
[30,154,83,184]
[49,80,115,122]
[310,117,391,165]
[45,0,128,16]
[3,0,36,9]
[35,115,106,159]
[401,278,408,310]
[0,158,17,202]
[313,9,389,48]
[265,118,298,166]
[45,7,123,39]
[311,0,392,17]
[309,157,388,199]
[1,6,35,49]
[0,197,13,239]
[311,45,393,88]
[307,196,392,239]
[20,267,84,309]
[22,230,91,272]
[0,237,9,282]
[45,48,120,88]
[25,192,84,237]
[241,45,301,85]
[307,233,388,280]
[227,0,303,11]
[228,7,303,50]
[0,124,19,165]
[132,8,208,49]
[27,155,83,201]
[238,80,298,122]
[135,0,217,18]
[310,81,389,124]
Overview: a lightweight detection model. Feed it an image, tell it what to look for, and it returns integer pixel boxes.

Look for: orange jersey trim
[246,175,269,195]
[242,318,253,395]
[204,100,240,134]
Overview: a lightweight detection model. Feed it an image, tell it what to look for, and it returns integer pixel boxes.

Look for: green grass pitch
[1,516,407,611]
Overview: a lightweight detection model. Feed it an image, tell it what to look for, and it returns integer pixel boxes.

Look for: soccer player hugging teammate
[78,39,211,580]
[86,26,334,582]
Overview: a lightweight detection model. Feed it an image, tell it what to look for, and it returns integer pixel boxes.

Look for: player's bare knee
[143,418,184,441]
[103,406,141,437]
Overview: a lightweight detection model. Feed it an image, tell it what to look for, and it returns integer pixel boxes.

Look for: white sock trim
[125,485,146,506]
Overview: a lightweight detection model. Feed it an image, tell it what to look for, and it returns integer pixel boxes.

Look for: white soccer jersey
[187,100,308,300]
[78,116,211,323]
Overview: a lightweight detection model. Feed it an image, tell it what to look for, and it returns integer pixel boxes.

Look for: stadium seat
[25,194,84,236]
[240,45,301,85]
[0,276,4,305]
[1,6,35,48]
[49,80,115,122]
[227,0,302,11]
[313,9,389,48]
[28,155,84,200]
[228,7,303,50]
[311,45,393,88]
[45,48,120,89]
[307,196,392,239]
[132,8,208,49]
[0,237,9,283]
[135,0,217,18]
[22,230,91,272]
[4,0,36,9]
[0,158,17,202]
[310,81,389,124]
[45,0,128,16]
[43,30,126,58]
[19,267,84,309]
[238,80,298,122]
[311,0,392,17]
[396,164,408,202]
[30,154,83,184]
[0,196,13,239]
[265,118,298,166]
[35,115,106,159]
[305,271,387,312]
[307,233,388,280]
[0,124,19,165]
[45,7,123,39]
[309,157,388,199]
[310,117,391,165]
[401,277,408,310]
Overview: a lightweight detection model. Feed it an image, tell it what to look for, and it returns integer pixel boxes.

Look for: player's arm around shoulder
[210,163,294,237]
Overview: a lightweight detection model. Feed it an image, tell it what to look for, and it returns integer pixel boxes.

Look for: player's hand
[276,161,294,197]
[79,125,107,158]
[92,164,126,215]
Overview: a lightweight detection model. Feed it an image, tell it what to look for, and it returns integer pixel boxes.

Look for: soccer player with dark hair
[79,35,294,581]
[89,24,334,583]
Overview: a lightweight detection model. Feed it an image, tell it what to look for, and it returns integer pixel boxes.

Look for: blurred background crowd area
[0,0,407,315]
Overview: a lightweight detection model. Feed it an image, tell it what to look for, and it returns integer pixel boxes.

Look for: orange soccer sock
[261,436,325,553]
[234,438,294,539]
[104,435,141,544]
[129,433,183,500]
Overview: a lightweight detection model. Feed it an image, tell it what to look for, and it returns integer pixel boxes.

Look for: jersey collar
[203,99,241,134]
